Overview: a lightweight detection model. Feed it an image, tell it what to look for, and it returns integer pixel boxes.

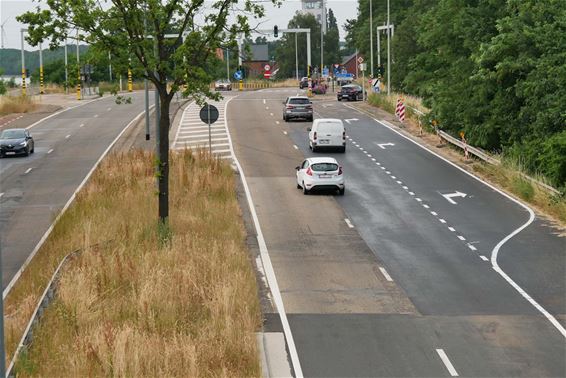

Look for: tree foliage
[345,0,566,188]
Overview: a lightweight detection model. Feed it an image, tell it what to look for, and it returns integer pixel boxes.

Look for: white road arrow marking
[441,191,467,205]
[377,143,395,149]
[344,118,359,124]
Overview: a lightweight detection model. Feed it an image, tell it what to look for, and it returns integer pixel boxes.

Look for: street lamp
[369,0,373,77]
[387,0,391,95]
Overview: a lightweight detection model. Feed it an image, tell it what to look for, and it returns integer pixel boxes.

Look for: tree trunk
[157,89,172,224]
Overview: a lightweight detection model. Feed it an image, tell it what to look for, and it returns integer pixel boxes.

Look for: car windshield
[318,122,343,133]
[311,163,338,172]
[1,129,25,139]
[343,86,360,91]
[289,98,310,105]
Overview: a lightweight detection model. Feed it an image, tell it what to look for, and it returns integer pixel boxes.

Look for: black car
[0,128,35,157]
[299,77,309,89]
[337,84,363,101]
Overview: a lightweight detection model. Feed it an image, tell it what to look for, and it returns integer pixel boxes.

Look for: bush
[511,176,535,201]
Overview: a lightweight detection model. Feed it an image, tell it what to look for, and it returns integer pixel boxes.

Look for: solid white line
[457,235,466,241]
[293,145,299,150]
[263,99,266,104]
[371,158,376,161]
[47,149,54,154]
[4,105,153,300]
[270,113,274,116]
[24,168,32,174]
[344,218,354,228]
[223,97,303,377]
[343,103,566,338]
[448,227,456,232]
[480,255,489,261]
[276,121,280,125]
[65,134,71,139]
[283,131,288,135]
[79,123,84,128]
[379,267,393,282]
[468,244,477,251]
[436,349,459,376]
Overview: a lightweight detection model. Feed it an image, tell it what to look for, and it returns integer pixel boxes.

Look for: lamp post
[295,33,299,81]
[64,39,68,94]
[387,0,391,95]
[369,0,373,77]
[20,29,26,96]
[39,42,44,94]
[76,29,81,100]
[320,0,325,75]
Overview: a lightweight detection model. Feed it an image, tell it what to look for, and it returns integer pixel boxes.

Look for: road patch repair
[4,149,261,376]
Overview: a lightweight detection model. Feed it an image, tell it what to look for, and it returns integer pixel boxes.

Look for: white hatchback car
[296,157,345,195]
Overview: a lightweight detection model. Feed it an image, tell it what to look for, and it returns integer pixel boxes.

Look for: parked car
[283,96,313,122]
[299,77,309,89]
[337,84,363,101]
[296,157,345,195]
[0,128,34,157]
[308,118,346,152]
[214,79,232,91]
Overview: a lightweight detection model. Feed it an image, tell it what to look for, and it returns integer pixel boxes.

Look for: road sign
[233,70,243,80]
[334,63,340,69]
[264,72,271,79]
[357,56,364,64]
[199,104,219,124]
[264,64,271,71]
[322,67,329,77]
[359,63,367,71]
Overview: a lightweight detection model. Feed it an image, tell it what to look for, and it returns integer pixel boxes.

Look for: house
[341,52,364,79]
[243,44,276,78]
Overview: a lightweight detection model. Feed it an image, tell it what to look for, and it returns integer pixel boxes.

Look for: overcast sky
[1,0,358,50]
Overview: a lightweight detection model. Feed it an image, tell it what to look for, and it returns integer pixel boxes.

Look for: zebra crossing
[172,98,233,160]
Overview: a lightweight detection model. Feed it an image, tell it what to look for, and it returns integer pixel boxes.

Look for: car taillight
[306,167,313,176]
[338,166,343,175]
[286,105,294,109]
[343,131,346,140]
[313,132,317,140]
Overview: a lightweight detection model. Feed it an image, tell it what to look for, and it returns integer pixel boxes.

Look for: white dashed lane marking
[47,149,54,154]
[24,168,32,174]
[344,218,354,228]
[379,267,393,282]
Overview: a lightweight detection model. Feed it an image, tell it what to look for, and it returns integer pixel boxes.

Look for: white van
[308,118,346,152]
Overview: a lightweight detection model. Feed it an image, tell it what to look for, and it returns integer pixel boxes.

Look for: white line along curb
[223,96,304,377]
[3,104,155,299]
[343,102,566,339]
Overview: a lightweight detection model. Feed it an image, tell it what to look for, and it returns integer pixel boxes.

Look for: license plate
[319,140,329,144]
[5,152,15,155]
[319,174,331,178]
[342,95,349,98]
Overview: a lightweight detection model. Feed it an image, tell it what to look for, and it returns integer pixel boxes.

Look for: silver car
[283,96,313,122]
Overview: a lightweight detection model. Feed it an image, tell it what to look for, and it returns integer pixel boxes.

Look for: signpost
[263,64,271,79]
[199,104,220,155]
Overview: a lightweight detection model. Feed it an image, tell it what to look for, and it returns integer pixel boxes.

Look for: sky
[0,0,358,50]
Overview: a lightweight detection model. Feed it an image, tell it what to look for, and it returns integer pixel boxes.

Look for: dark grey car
[0,128,35,157]
[283,96,313,122]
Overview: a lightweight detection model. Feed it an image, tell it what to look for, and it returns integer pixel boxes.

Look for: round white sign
[264,64,271,71]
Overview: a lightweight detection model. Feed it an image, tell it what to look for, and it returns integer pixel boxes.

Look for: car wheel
[31,144,35,153]
[341,146,346,153]
[297,183,302,189]
[308,116,313,122]
[337,97,341,101]
[24,146,30,156]
[338,188,345,195]
[312,145,317,152]
[302,183,309,195]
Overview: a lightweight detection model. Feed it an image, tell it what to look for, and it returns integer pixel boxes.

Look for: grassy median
[7,149,261,376]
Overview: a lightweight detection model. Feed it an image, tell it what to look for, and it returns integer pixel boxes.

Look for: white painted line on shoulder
[480,255,489,261]
[436,349,459,377]
[24,167,32,175]
[431,211,438,216]
[422,204,430,209]
[223,97,303,377]
[263,99,266,104]
[457,235,466,241]
[293,145,299,150]
[448,227,456,232]
[467,244,477,251]
[379,267,393,282]
[409,192,415,196]
[65,134,71,139]
[79,123,84,127]
[344,218,354,228]
[47,149,54,154]
[270,113,274,116]
[439,219,447,224]
[402,186,408,190]
[94,114,99,118]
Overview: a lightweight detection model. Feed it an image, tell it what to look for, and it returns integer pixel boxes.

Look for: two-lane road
[227,88,565,377]
[0,92,153,290]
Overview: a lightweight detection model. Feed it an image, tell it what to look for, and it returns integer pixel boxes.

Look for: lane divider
[436,348,459,377]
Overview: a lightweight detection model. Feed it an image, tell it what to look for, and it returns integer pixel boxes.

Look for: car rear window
[318,122,343,133]
[289,98,310,105]
[311,163,338,172]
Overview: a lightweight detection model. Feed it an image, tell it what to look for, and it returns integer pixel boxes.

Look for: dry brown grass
[8,149,261,377]
[0,96,38,115]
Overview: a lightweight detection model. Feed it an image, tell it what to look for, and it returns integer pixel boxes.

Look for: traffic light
[274,25,278,38]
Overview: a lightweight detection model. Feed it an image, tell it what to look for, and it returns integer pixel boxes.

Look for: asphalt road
[0,92,153,290]
[226,88,566,377]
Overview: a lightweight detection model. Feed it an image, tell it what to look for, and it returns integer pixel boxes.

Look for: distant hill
[0,45,89,75]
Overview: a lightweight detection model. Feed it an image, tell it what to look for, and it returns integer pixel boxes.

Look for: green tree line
[346,0,565,189]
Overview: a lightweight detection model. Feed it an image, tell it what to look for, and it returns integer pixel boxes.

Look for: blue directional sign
[233,70,243,80]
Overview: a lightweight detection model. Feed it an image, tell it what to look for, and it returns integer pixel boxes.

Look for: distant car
[283,96,313,122]
[337,84,363,101]
[308,118,346,152]
[214,80,232,91]
[299,77,309,89]
[296,157,345,195]
[0,128,34,157]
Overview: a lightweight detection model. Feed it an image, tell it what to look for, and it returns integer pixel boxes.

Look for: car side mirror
[307,127,312,131]
[309,101,313,104]
[295,166,300,171]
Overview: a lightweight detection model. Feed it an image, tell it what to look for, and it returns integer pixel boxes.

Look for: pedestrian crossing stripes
[173,98,233,160]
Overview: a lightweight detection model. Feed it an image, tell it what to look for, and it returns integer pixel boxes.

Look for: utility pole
[226,49,230,80]
[76,29,81,100]
[295,33,299,81]
[0,242,6,378]
[39,42,44,94]
[387,0,391,95]
[108,51,113,82]
[320,0,324,75]
[20,29,26,96]
[369,0,373,77]
[64,39,68,94]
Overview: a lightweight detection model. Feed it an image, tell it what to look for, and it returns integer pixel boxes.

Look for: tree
[18,0,268,228]
[324,9,340,67]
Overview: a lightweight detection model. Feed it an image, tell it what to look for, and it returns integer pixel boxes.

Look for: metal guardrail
[404,105,562,196]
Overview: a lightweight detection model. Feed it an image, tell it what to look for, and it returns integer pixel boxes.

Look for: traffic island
[6,149,261,376]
